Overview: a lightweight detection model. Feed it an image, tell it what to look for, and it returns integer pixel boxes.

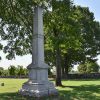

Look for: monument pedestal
[19,80,58,97]
[19,63,58,97]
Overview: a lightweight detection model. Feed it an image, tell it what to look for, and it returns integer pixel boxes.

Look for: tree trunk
[65,65,69,78]
[62,65,65,77]
[64,54,69,78]
[65,65,69,75]
[55,46,62,86]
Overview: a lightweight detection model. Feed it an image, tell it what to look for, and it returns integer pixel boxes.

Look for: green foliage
[78,61,100,73]
[0,43,3,50]
[0,67,4,70]
[8,65,16,76]
[78,63,87,74]
[0,65,28,77]
[16,65,27,76]
[0,67,4,76]
[0,0,33,59]
[63,6,100,69]
[44,1,100,77]
[86,62,100,73]
[0,0,50,60]
[0,0,100,63]
[3,70,9,76]
[0,67,9,76]
[44,0,82,51]
[44,1,83,79]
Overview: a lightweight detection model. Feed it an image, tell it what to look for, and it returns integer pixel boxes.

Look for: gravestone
[1,83,4,86]
[19,6,58,97]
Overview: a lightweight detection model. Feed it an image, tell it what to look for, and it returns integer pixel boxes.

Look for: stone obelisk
[19,6,58,97]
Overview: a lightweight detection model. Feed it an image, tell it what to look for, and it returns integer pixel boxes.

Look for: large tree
[44,0,84,86]
[0,0,49,59]
[61,6,100,76]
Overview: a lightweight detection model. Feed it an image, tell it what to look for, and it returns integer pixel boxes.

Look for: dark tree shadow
[59,85,100,100]
[0,92,58,100]
[62,79,100,81]
[0,92,26,100]
[0,85,100,100]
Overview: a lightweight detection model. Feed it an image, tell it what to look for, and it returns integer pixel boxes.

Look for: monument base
[19,80,58,97]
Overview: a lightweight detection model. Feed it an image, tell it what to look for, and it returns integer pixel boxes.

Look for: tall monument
[19,6,58,97]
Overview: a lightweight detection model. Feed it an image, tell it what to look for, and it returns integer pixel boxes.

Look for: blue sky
[0,0,100,69]
[74,0,100,21]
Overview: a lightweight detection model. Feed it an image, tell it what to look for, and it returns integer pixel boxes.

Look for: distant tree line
[0,65,28,77]
[78,61,100,74]
[0,61,99,78]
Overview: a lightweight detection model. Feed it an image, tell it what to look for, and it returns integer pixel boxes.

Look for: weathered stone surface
[19,80,58,97]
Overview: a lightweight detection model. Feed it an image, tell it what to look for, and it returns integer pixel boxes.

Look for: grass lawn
[0,78,100,100]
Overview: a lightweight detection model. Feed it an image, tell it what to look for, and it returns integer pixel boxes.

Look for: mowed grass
[0,78,100,100]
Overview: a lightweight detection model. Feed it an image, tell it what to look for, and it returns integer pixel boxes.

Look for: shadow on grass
[0,85,100,100]
[0,92,58,100]
[59,85,100,100]
[62,79,100,81]
[0,92,26,100]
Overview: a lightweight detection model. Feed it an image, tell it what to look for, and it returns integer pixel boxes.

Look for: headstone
[19,6,58,97]
[1,83,4,86]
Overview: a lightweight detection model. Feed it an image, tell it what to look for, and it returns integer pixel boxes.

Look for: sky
[0,0,100,69]
[74,0,100,21]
